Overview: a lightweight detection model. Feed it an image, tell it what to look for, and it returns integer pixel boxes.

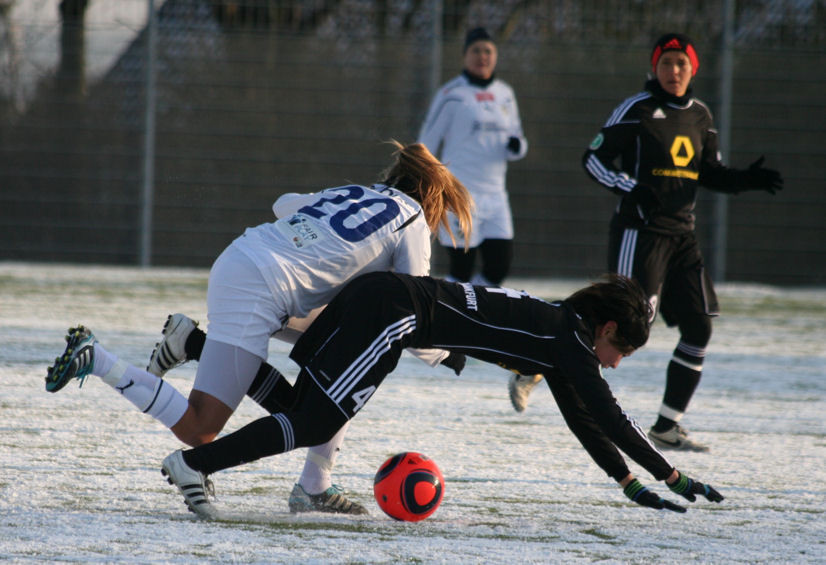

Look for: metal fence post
[140,0,156,267]
[712,0,735,282]
[428,0,443,101]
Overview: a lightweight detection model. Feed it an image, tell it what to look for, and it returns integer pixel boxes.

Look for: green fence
[1,0,824,284]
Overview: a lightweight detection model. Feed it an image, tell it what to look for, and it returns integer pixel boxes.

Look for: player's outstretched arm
[666,470,725,503]
[621,476,686,513]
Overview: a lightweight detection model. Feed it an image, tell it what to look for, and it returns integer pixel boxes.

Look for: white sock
[299,421,350,494]
[659,404,685,423]
[93,344,188,428]
[92,342,117,378]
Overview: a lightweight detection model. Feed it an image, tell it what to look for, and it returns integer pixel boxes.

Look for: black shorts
[289,272,420,419]
[288,271,558,420]
[608,227,719,326]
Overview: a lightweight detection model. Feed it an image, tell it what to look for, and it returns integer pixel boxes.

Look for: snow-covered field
[1,262,824,564]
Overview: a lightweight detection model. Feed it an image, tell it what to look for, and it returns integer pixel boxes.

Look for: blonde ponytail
[379,140,473,248]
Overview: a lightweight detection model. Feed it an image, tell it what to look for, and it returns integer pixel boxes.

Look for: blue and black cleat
[45,326,96,393]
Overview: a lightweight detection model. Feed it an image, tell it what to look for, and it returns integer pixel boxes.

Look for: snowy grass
[1,262,824,563]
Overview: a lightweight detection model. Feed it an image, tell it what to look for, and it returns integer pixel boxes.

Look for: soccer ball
[373,452,444,521]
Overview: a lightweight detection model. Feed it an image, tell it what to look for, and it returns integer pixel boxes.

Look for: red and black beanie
[650,33,699,76]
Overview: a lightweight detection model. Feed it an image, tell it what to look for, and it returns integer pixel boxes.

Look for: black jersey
[583,80,745,235]
[395,274,674,482]
[290,272,674,482]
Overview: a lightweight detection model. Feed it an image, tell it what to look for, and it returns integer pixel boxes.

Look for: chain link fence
[1,0,824,284]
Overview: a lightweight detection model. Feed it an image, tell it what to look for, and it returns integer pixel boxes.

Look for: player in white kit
[45,141,473,514]
[419,27,528,287]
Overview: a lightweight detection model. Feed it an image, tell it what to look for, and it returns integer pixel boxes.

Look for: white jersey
[198,184,444,409]
[231,184,431,320]
[418,73,528,196]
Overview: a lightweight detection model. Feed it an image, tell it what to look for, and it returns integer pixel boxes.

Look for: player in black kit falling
[160,271,723,519]
[512,33,783,452]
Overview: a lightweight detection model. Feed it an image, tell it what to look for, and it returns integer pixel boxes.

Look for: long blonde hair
[379,140,473,248]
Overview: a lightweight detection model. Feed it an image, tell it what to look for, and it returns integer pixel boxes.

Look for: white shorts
[190,246,281,408]
[438,190,513,248]
[202,245,287,360]
[192,246,328,409]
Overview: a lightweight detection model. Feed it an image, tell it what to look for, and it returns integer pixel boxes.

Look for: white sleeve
[406,347,449,367]
[418,87,454,157]
[391,216,432,277]
[505,85,528,162]
[272,192,319,218]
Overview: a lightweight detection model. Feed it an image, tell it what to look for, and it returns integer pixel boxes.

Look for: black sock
[663,360,702,412]
[183,415,288,476]
[479,238,513,286]
[247,364,297,412]
[184,327,207,360]
[445,246,476,282]
[653,356,703,432]
[652,415,677,432]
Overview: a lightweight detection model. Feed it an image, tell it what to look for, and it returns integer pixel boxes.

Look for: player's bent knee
[171,394,233,447]
[183,429,219,447]
[171,407,224,446]
[170,421,219,447]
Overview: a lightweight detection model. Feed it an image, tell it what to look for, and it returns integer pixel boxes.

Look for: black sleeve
[551,330,675,482]
[696,128,741,193]
[582,117,640,197]
[546,373,631,482]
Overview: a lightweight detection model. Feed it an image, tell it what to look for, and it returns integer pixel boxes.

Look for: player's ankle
[651,416,676,432]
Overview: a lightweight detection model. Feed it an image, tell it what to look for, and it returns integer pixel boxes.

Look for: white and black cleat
[161,450,219,519]
[147,314,198,377]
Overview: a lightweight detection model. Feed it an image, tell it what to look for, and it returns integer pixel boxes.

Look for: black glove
[623,479,686,513]
[440,352,466,376]
[625,184,661,222]
[506,136,521,154]
[744,156,783,194]
[667,471,725,503]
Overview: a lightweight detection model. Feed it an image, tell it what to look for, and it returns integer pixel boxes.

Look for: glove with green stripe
[668,471,725,503]
[623,479,686,512]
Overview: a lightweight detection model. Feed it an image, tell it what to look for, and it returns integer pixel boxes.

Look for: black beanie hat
[651,33,699,76]
[464,27,493,52]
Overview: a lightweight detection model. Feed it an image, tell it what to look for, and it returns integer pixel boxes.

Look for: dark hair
[464,27,493,52]
[565,274,652,353]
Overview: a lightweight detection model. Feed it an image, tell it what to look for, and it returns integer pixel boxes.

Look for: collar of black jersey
[645,78,693,106]
[463,69,495,88]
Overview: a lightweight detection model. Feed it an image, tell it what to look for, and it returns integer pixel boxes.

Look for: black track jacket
[399,274,675,483]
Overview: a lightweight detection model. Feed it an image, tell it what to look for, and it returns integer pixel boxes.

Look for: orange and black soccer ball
[373,452,444,521]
